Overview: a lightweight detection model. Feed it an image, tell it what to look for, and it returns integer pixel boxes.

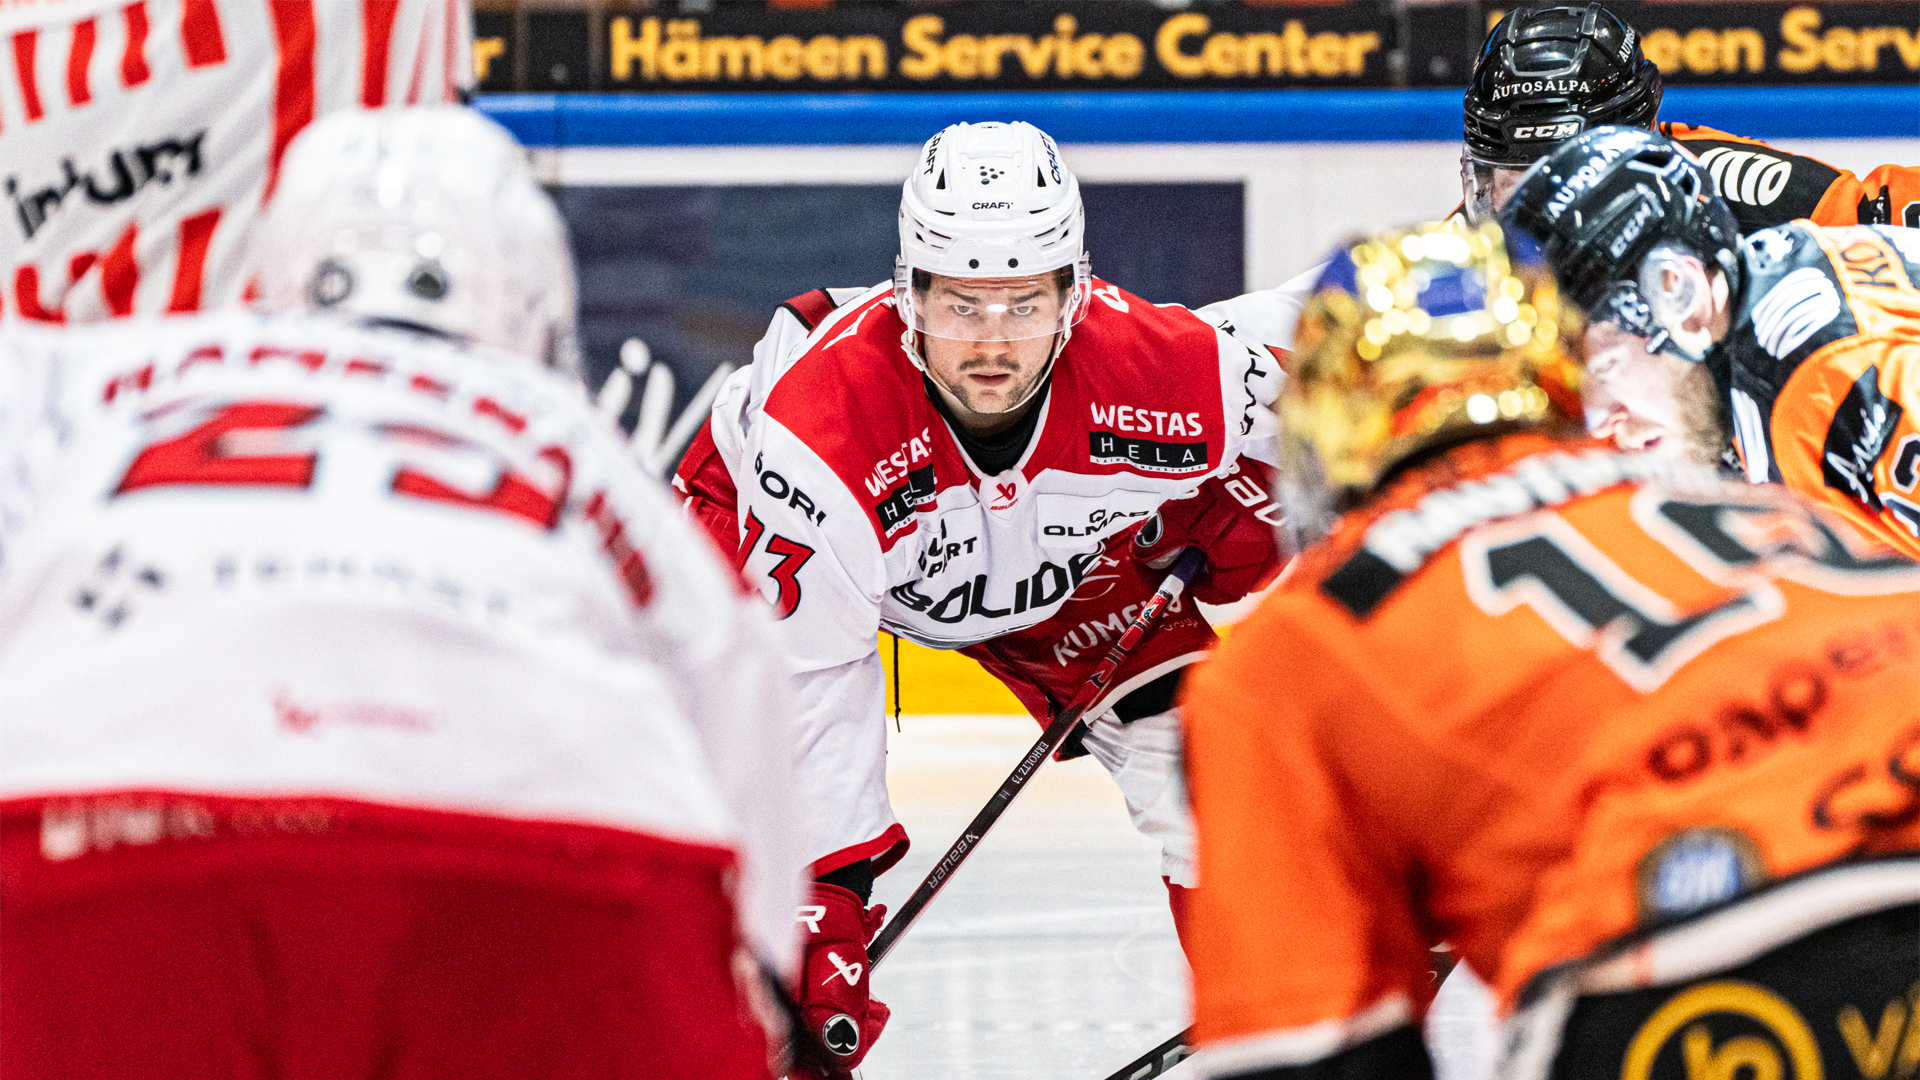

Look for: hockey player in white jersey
[0,0,471,325]
[0,107,804,1080]
[674,120,1287,1075]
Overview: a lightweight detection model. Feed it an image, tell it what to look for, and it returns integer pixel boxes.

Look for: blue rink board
[479,86,1920,148]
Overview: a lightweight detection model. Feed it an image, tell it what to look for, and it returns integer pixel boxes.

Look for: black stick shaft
[1101,1027,1194,1080]
[866,548,1205,968]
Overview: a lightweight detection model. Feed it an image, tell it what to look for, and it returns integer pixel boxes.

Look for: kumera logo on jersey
[1821,365,1903,510]
[1491,78,1591,101]
[1751,268,1841,360]
[1697,147,1793,207]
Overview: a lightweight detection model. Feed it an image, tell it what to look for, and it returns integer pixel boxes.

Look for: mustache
[958,359,1021,374]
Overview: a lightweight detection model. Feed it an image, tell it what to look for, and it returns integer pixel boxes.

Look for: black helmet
[1464,5,1663,168]
[1503,127,1740,356]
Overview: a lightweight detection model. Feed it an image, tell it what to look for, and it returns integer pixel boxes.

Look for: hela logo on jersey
[1697,147,1793,207]
[1089,432,1208,474]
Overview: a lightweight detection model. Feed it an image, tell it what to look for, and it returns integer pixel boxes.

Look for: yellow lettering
[1779,7,1823,74]
[765,35,804,80]
[945,33,979,78]
[900,15,943,79]
[701,37,764,80]
[975,34,1014,78]
[1100,33,1144,78]
[1014,31,1058,78]
[1683,28,1721,73]
[1644,27,1683,73]
[609,16,660,81]
[1346,31,1382,75]
[1156,13,1209,78]
[803,35,840,80]
[1283,21,1311,77]
[1308,31,1347,77]
[662,20,701,82]
[1899,982,1920,1077]
[471,36,505,82]
[1682,1023,1783,1080]
[1723,28,1766,74]
[1838,1000,1906,1079]
[1242,33,1283,76]
[1893,28,1920,70]
[1203,33,1241,77]
[1055,13,1078,77]
[843,35,886,79]
[1824,26,1860,71]
[1069,31,1105,78]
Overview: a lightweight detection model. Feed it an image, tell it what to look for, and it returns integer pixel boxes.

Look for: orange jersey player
[1508,126,1920,562]
[1458,4,1919,233]
[1182,218,1920,1080]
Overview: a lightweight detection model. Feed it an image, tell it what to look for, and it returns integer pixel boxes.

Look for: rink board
[476,86,1920,715]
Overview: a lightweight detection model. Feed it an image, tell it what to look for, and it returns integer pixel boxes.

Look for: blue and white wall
[480,86,1920,400]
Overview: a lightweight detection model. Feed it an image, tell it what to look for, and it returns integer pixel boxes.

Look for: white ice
[855,715,1497,1080]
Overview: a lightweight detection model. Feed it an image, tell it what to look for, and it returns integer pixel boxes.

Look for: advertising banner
[473,1,1920,95]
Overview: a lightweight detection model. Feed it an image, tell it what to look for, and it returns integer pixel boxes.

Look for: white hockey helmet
[893,121,1091,368]
[249,106,580,375]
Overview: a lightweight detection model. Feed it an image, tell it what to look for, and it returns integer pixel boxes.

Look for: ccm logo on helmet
[1512,122,1582,141]
[973,201,1012,210]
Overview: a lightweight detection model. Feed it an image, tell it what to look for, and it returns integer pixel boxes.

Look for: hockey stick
[866,546,1207,967]
[1100,1026,1193,1080]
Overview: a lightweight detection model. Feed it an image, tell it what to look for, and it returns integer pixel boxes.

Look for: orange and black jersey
[1182,433,1920,1079]
[1712,222,1920,559]
[1661,123,1920,232]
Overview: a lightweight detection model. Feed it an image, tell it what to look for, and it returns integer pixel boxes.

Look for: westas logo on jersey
[1088,403,1203,438]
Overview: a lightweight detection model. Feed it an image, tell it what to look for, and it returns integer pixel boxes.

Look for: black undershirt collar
[924,375,1049,477]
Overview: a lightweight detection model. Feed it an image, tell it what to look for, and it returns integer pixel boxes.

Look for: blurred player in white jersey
[1,0,469,324]
[0,107,804,1080]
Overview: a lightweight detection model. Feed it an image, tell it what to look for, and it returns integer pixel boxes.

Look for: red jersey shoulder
[759,291,954,546]
[1047,280,1232,478]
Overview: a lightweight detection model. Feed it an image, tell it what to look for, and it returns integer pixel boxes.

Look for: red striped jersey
[0,308,805,971]
[0,0,469,324]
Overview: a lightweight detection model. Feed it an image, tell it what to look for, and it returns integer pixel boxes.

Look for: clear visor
[1460,152,1530,226]
[897,257,1091,343]
[1586,245,1713,362]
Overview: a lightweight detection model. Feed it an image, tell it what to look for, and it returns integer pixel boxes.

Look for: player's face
[1583,320,1725,465]
[916,274,1065,422]
[1461,156,1531,224]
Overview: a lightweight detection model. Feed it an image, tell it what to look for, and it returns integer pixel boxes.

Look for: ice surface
[855,715,1495,1080]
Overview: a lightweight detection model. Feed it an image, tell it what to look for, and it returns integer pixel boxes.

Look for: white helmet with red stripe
[893,121,1091,384]
[248,106,579,376]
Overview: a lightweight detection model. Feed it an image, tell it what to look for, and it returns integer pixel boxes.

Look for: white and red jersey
[0,0,469,324]
[0,308,804,971]
[704,279,1283,872]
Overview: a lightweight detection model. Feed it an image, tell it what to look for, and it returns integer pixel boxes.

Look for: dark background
[556,182,1246,412]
